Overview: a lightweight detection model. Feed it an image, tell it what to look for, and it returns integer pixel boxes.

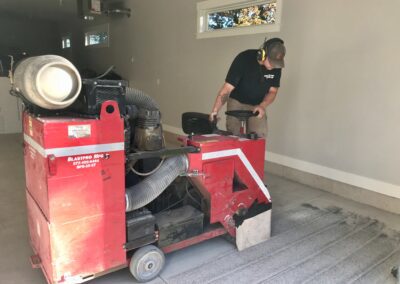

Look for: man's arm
[209,82,235,121]
[253,87,278,119]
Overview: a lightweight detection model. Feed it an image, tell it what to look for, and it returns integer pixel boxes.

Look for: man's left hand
[253,105,266,119]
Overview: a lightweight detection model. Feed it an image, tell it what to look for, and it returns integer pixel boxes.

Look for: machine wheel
[129,245,165,282]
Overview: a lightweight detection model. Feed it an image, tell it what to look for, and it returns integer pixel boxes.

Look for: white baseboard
[163,123,400,199]
[163,124,185,136]
[266,152,400,199]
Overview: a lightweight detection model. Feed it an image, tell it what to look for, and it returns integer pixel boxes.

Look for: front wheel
[129,245,165,282]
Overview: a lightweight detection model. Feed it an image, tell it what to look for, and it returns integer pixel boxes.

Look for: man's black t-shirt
[225,49,281,105]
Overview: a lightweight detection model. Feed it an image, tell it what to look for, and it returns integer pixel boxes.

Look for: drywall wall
[57,19,89,69]
[0,13,59,57]
[76,0,400,198]
[0,13,60,133]
[0,78,21,133]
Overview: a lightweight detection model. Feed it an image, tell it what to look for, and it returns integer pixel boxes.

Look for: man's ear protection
[256,46,266,62]
[256,38,284,61]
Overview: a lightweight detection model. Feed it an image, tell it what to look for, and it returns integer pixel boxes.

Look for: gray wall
[0,78,21,133]
[75,0,400,198]
[0,13,59,56]
[0,13,60,133]
[58,20,85,68]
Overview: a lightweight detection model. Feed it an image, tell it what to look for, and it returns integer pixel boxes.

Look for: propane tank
[13,55,81,110]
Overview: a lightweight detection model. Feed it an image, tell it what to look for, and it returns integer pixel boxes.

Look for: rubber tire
[129,245,165,283]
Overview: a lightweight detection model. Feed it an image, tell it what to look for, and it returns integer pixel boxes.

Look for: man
[209,38,286,138]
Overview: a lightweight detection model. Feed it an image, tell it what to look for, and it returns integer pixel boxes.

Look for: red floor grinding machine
[12,55,272,283]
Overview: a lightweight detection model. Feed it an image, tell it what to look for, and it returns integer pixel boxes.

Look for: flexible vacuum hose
[126,87,159,110]
[125,155,188,212]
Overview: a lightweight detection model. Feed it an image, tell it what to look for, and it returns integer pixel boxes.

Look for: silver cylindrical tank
[13,55,81,109]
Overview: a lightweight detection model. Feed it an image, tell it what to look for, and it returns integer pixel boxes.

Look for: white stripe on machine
[24,134,124,158]
[202,149,271,201]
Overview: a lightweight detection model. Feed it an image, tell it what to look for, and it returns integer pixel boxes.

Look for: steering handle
[225,110,258,120]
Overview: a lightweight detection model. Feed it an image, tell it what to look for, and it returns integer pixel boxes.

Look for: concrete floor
[1,133,399,284]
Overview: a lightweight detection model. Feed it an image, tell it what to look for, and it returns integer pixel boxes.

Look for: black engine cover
[71,79,127,115]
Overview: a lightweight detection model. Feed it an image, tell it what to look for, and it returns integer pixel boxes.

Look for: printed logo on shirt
[264,74,275,79]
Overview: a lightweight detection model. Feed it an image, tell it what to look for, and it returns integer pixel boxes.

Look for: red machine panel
[184,134,270,236]
[23,102,126,283]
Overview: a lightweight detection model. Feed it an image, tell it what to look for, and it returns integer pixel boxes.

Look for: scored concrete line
[207,217,370,284]
[352,249,400,284]
[166,211,345,284]
[306,233,400,284]
[349,247,400,284]
[258,220,381,284]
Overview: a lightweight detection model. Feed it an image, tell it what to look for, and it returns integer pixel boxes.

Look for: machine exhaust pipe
[125,155,188,212]
[13,55,81,110]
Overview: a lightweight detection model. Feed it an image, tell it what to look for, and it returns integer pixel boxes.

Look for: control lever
[225,110,259,136]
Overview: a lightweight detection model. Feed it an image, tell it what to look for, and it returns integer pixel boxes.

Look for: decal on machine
[28,144,37,160]
[24,134,124,158]
[68,124,91,138]
[67,153,107,170]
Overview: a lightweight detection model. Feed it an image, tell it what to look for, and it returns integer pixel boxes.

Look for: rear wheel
[129,245,165,282]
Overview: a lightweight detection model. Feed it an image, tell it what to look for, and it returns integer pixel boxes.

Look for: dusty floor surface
[0,133,399,284]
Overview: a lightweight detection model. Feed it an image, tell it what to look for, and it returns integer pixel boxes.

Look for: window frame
[61,35,72,49]
[84,23,110,48]
[197,0,282,39]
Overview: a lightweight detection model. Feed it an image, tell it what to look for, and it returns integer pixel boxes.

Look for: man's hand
[253,105,266,119]
[255,87,278,119]
[209,111,218,122]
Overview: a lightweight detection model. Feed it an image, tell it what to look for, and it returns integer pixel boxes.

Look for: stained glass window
[197,0,281,39]
[208,2,277,31]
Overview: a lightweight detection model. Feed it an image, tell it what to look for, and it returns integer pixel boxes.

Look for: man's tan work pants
[226,98,268,138]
